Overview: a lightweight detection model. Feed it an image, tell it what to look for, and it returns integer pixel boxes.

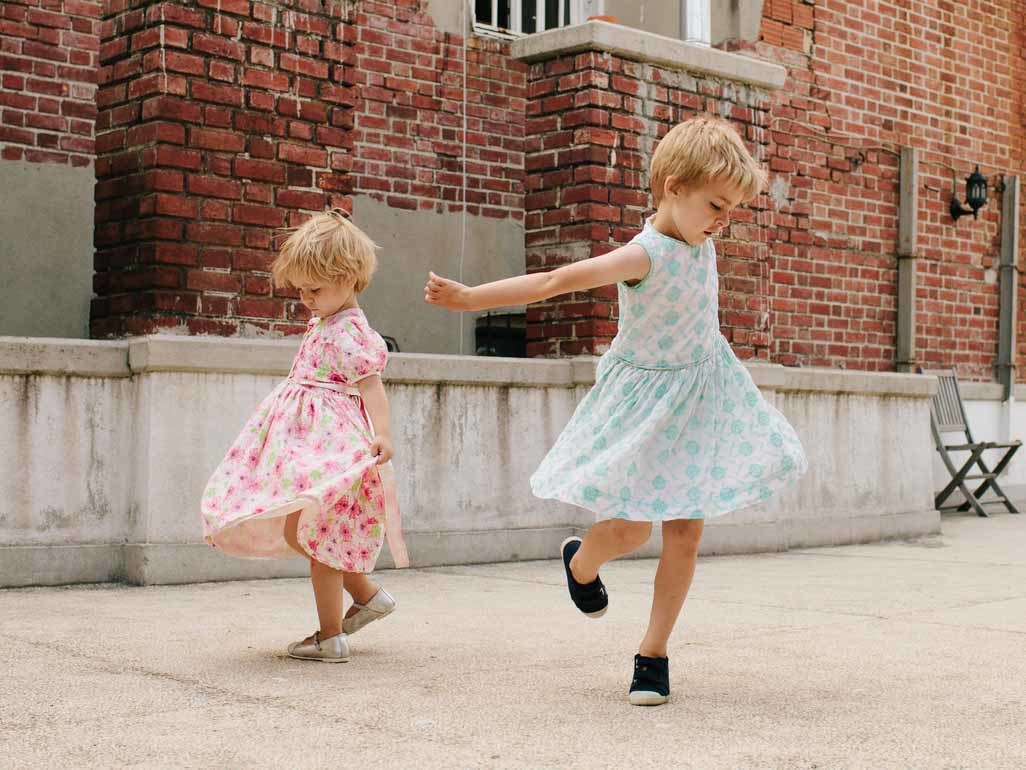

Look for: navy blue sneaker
[560,536,608,617]
[629,654,670,706]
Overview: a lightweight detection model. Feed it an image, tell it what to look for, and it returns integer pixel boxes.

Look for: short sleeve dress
[530,220,808,521]
[201,307,408,572]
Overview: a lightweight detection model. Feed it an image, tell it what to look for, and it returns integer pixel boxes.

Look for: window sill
[510,20,786,91]
[471,22,523,42]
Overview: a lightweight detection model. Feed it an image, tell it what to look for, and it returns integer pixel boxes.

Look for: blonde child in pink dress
[201,209,409,662]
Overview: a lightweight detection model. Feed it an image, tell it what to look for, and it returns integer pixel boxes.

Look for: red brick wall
[0,0,100,166]
[751,0,1026,378]
[4,0,1024,381]
[88,0,526,338]
[349,1,525,220]
[521,52,775,358]
[522,1,1025,373]
[521,52,775,361]
[91,0,355,337]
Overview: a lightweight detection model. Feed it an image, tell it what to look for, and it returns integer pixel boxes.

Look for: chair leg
[960,446,1021,514]
[987,478,1020,513]
[959,482,989,517]
[936,447,987,511]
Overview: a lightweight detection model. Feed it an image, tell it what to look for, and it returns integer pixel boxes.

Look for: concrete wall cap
[747,364,938,398]
[0,336,129,377]
[2,335,939,397]
[510,20,787,90]
[959,381,1005,401]
[386,353,598,387]
[128,335,299,376]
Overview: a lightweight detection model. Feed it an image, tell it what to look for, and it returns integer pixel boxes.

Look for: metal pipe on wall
[996,176,1020,453]
[996,176,1020,404]
[896,147,918,373]
[680,0,711,45]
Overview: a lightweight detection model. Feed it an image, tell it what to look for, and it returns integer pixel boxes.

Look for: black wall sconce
[950,166,988,221]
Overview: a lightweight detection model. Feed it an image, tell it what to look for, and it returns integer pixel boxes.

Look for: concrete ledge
[386,353,598,387]
[510,20,787,90]
[128,335,299,376]
[747,365,937,398]
[125,335,599,386]
[120,335,938,397]
[935,380,1026,401]
[960,381,1005,400]
[0,544,124,587]
[958,380,1026,401]
[0,337,129,378]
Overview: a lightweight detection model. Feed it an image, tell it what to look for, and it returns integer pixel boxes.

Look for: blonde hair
[271,209,378,292]
[650,115,767,206]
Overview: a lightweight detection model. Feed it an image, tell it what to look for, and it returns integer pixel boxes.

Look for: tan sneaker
[342,588,396,635]
[286,632,351,663]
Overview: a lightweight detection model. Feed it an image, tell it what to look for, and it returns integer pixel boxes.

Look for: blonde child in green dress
[425,115,807,705]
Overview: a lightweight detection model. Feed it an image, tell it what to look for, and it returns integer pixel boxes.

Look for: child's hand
[425,271,473,311]
[371,435,394,465]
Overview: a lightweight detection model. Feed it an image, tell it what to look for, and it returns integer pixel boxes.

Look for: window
[473,0,589,38]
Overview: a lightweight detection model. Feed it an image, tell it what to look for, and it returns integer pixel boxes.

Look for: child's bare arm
[424,243,650,313]
[355,374,393,464]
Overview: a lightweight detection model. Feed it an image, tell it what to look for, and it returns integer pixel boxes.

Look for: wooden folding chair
[922,368,1022,517]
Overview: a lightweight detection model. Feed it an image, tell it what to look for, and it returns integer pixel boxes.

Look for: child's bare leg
[638,518,704,657]
[310,559,345,638]
[570,519,652,583]
[283,511,344,639]
[342,571,379,618]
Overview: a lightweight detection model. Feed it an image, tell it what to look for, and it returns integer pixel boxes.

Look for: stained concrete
[1,513,1023,768]
[0,160,94,339]
[352,196,526,356]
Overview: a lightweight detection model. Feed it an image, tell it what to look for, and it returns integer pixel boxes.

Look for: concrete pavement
[2,513,1025,769]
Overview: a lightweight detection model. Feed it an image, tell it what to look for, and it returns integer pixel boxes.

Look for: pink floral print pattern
[201,308,390,573]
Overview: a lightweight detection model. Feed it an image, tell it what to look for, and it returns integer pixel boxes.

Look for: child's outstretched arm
[424,243,650,312]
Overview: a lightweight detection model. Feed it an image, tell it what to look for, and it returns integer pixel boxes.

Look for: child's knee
[662,518,704,553]
[608,519,652,552]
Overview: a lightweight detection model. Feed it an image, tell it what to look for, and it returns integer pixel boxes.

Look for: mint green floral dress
[530,220,807,521]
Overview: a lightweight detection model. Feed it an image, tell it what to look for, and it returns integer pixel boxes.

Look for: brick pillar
[522,49,773,359]
[93,0,356,337]
[522,52,648,357]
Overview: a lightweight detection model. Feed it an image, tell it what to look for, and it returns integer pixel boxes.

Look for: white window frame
[472,0,601,40]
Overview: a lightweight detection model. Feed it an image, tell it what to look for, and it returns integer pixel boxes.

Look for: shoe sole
[287,652,351,663]
[629,690,669,706]
[560,536,608,618]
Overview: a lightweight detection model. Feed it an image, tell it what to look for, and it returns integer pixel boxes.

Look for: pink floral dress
[201,308,408,572]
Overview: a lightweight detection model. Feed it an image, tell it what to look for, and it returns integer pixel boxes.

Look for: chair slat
[928,370,967,433]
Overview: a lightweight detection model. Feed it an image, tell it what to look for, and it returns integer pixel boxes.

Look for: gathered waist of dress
[286,377,361,396]
[606,352,715,371]
[606,335,727,371]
